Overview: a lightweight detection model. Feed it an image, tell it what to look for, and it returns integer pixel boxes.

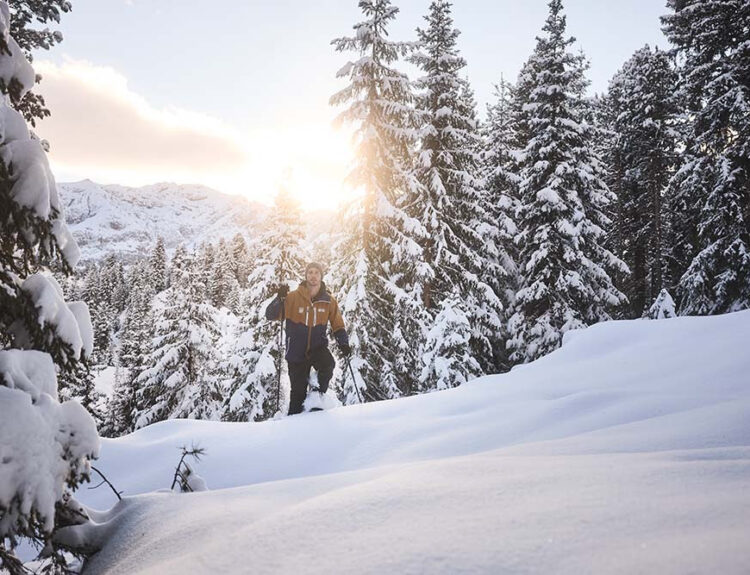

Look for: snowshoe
[305,387,325,412]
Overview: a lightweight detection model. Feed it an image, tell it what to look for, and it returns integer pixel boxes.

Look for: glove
[339,343,352,357]
[276,283,289,299]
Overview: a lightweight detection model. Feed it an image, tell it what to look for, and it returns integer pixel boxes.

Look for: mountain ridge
[58,180,267,262]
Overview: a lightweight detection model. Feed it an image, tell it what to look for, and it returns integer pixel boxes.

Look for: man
[265,262,351,415]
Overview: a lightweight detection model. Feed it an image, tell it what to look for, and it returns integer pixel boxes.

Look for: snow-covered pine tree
[508,55,539,157]
[106,259,155,436]
[507,0,627,364]
[197,241,216,303]
[646,288,677,320]
[100,254,128,333]
[58,357,105,427]
[169,243,188,287]
[408,0,504,381]
[226,273,241,315]
[231,232,251,288]
[662,0,750,314]
[454,77,508,373]
[81,264,109,363]
[563,48,629,327]
[408,0,466,308]
[80,255,128,365]
[212,238,239,311]
[0,3,99,568]
[134,250,222,428]
[604,46,679,317]
[224,186,307,420]
[483,78,521,343]
[330,0,423,401]
[149,235,167,292]
[420,289,480,390]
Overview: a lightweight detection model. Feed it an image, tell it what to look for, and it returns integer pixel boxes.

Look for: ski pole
[276,295,286,415]
[345,355,363,404]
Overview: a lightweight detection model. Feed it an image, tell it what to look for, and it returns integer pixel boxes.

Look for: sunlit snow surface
[78,312,750,574]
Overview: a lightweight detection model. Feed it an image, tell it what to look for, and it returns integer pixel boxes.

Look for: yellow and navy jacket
[265,281,349,363]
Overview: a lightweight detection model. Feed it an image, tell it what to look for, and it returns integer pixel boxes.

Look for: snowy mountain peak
[58,181,267,262]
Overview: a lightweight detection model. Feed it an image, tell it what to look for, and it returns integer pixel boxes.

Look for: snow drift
[77,311,750,573]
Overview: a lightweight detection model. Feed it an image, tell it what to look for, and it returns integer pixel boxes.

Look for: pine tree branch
[89,466,123,501]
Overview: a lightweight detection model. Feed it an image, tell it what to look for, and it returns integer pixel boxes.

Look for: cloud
[29,58,356,209]
[33,59,248,182]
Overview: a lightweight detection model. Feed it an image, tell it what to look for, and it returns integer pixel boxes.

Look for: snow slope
[75,311,750,574]
[58,180,265,262]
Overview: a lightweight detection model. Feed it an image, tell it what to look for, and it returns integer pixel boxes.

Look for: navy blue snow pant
[287,346,335,415]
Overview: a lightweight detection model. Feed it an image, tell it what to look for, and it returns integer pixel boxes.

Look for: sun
[229,122,356,211]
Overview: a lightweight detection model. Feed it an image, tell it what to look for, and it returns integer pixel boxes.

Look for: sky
[30,0,669,208]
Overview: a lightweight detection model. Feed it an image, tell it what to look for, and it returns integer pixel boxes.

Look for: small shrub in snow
[646,289,676,320]
[171,446,208,493]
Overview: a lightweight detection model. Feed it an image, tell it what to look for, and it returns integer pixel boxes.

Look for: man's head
[305,262,324,288]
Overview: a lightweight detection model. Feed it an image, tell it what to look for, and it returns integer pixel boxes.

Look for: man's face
[306,267,322,287]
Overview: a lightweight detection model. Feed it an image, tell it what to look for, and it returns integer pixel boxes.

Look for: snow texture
[71,310,750,574]
[21,273,91,361]
[0,350,100,535]
[0,4,35,98]
[0,349,58,400]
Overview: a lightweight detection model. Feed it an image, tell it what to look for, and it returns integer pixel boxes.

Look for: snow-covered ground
[75,311,750,574]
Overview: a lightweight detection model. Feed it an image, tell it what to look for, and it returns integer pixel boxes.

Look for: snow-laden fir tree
[329,0,423,401]
[80,255,128,365]
[662,0,750,315]
[507,0,627,364]
[197,241,216,304]
[419,289,480,390]
[81,264,109,362]
[562,49,628,327]
[149,235,167,292]
[604,46,679,317]
[169,243,188,286]
[212,238,240,312]
[106,259,155,436]
[134,250,222,428]
[482,78,521,332]
[408,0,504,381]
[0,3,99,569]
[646,288,677,320]
[508,55,538,157]
[223,186,308,420]
[103,253,129,313]
[454,77,508,373]
[231,232,251,288]
[57,354,105,430]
